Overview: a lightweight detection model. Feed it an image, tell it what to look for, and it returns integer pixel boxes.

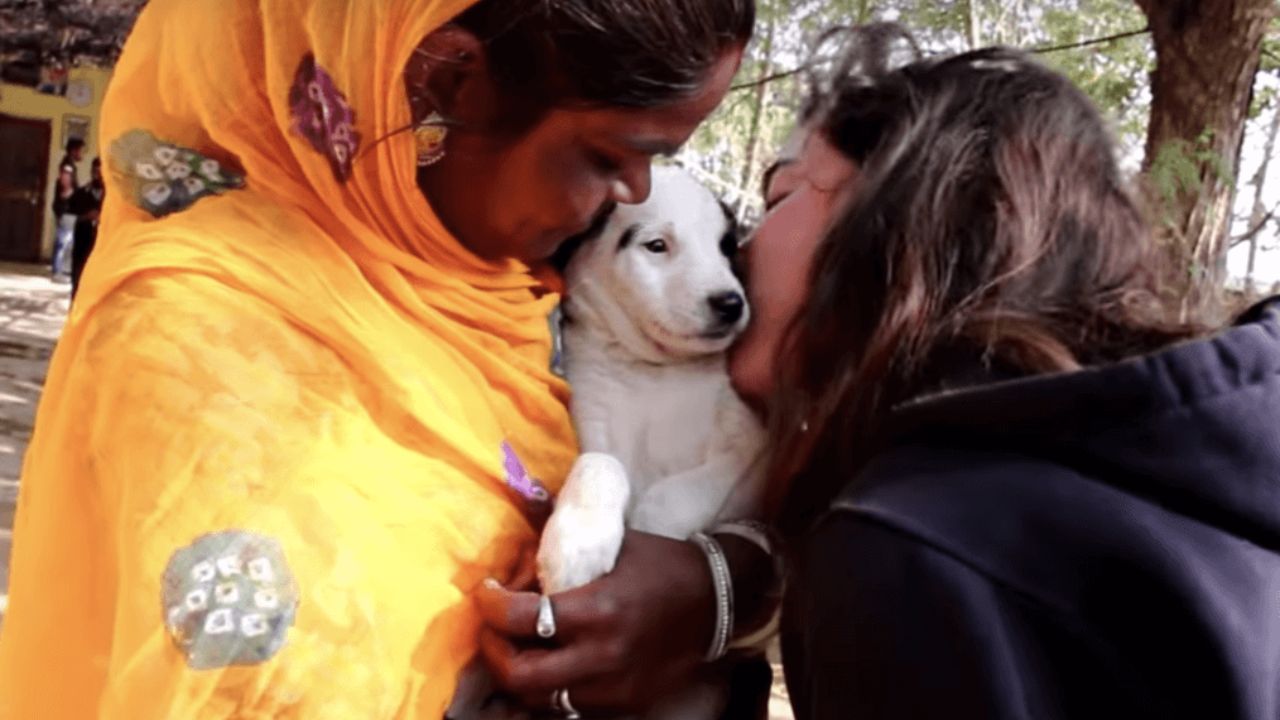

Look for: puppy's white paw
[537,510,625,595]
[537,454,630,595]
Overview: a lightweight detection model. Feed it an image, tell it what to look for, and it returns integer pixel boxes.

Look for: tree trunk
[1244,105,1280,293]
[965,0,982,50]
[1135,0,1276,312]
[857,0,875,24]
[991,0,1025,46]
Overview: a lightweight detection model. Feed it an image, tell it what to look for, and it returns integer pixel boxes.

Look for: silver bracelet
[712,520,785,650]
[710,520,774,557]
[690,532,734,662]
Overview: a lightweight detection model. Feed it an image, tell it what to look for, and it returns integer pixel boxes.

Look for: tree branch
[1029,27,1151,55]
[730,66,806,92]
[1232,203,1280,248]
[730,27,1155,93]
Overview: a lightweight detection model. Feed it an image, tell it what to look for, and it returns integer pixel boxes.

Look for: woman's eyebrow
[623,137,682,157]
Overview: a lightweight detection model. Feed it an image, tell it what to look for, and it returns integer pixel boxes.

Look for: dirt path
[0,263,68,619]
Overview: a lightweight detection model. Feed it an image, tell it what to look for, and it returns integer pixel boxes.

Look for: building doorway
[0,114,52,263]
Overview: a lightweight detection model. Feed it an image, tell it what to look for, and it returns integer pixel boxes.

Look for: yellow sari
[0,0,577,717]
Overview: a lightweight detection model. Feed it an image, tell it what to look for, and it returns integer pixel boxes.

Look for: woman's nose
[609,162,652,206]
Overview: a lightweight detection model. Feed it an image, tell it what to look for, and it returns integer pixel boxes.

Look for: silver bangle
[690,532,734,662]
[712,520,786,650]
[710,520,774,557]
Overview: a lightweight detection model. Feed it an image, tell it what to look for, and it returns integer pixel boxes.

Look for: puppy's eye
[643,239,669,254]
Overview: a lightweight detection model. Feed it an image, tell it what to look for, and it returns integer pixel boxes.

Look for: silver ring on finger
[536,594,557,639]
[553,688,581,719]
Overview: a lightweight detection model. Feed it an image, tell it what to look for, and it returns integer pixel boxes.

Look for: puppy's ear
[717,200,740,258]
[717,199,748,281]
[550,203,618,272]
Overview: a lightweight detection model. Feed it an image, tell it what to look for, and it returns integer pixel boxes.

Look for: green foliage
[1251,85,1278,119]
[1252,15,1280,118]
[682,0,1158,214]
[1121,126,1240,241]
[1149,138,1208,210]
[683,0,1275,294]
[1035,1,1153,155]
[1261,14,1280,74]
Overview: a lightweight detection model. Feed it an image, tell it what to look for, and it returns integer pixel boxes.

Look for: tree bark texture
[1135,0,1277,300]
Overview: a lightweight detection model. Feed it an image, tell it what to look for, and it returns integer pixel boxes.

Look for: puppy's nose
[707,291,745,325]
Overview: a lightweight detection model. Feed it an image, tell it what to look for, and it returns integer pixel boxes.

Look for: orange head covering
[0,0,578,717]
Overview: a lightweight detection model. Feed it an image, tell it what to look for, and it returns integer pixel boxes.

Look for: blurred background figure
[49,138,84,281]
[68,157,103,300]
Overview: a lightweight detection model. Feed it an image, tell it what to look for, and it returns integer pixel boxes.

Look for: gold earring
[414,111,448,167]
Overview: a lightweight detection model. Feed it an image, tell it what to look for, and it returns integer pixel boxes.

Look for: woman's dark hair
[798,23,922,123]
[771,46,1204,534]
[454,0,754,116]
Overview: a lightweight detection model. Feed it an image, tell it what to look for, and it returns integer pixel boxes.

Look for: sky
[1227,71,1280,292]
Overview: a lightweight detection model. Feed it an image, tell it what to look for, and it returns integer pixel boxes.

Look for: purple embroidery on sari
[289,54,361,183]
[501,441,551,505]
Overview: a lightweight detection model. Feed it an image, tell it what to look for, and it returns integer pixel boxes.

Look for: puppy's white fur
[449,167,766,720]
[539,165,766,595]
[537,167,767,720]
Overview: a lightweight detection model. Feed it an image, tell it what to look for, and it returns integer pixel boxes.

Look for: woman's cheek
[728,330,773,410]
[739,260,826,411]
[731,216,794,404]
[729,289,788,409]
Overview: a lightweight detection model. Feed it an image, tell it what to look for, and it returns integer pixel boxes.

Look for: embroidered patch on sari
[161,530,300,670]
[109,130,246,218]
[289,53,361,183]
[501,441,553,519]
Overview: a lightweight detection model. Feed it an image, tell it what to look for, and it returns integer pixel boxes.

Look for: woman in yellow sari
[0,0,751,716]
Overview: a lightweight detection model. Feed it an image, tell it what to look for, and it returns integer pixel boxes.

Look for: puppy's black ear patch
[616,224,640,252]
[551,203,618,271]
[717,199,751,282]
[717,200,741,260]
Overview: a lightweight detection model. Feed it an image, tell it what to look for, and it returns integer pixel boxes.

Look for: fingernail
[483,578,502,590]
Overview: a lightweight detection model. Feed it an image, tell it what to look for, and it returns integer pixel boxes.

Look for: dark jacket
[68,181,104,227]
[52,156,80,216]
[783,299,1280,719]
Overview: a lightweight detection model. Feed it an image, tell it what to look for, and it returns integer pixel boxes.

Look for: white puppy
[535,167,767,720]
[448,167,766,720]
[539,165,766,595]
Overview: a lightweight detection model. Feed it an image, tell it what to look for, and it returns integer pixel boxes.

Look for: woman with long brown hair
[730,45,1280,718]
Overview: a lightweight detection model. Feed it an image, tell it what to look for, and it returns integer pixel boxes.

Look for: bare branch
[731,27,1155,93]
[730,66,806,93]
[1029,27,1151,55]
[1232,203,1280,248]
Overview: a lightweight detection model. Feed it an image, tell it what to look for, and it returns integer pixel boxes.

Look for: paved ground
[0,262,794,716]
[0,263,68,621]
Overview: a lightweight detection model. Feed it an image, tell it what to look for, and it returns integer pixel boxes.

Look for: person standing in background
[51,138,85,280]
[69,158,104,300]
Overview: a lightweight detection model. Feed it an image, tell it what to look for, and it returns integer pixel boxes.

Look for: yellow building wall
[0,66,113,261]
